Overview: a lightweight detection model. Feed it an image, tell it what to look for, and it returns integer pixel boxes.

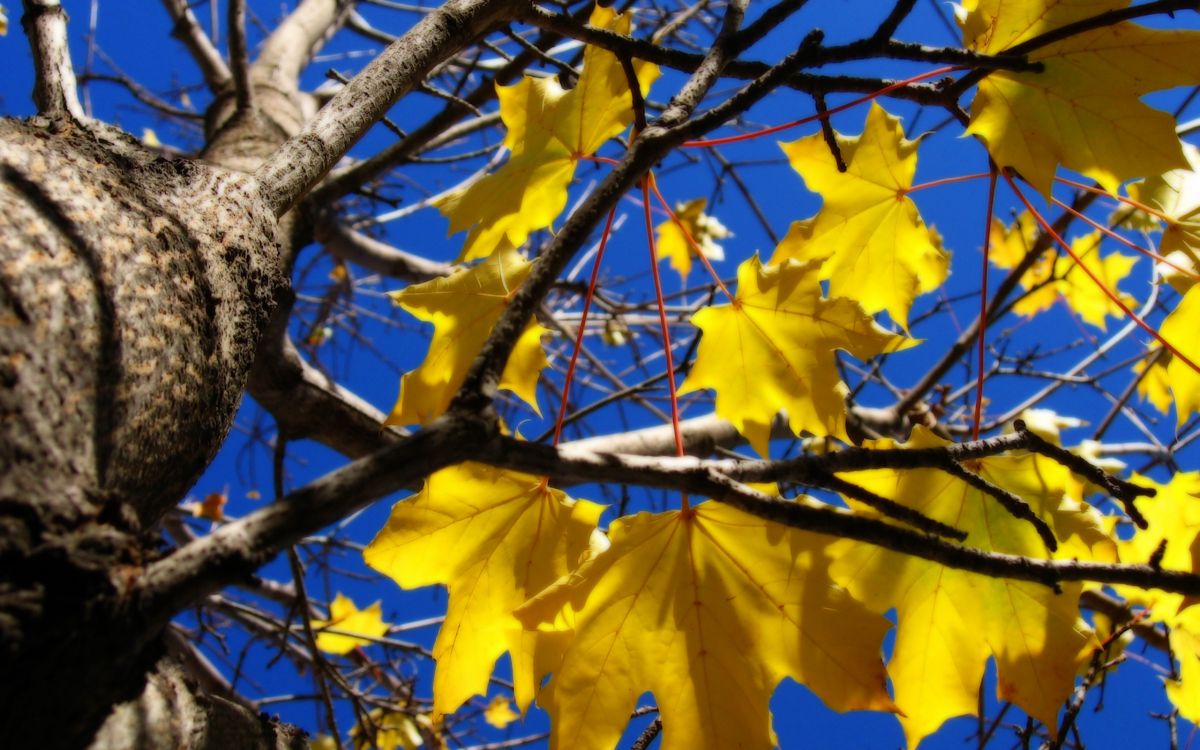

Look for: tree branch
[135,413,491,623]
[159,0,232,91]
[228,0,253,113]
[255,0,519,217]
[21,0,86,119]
[246,298,405,459]
[317,219,453,281]
[478,435,1200,596]
[254,0,350,93]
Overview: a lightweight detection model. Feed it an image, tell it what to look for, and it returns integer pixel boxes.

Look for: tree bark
[0,114,285,749]
[89,659,307,750]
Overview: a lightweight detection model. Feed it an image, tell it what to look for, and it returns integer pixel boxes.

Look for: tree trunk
[0,113,285,749]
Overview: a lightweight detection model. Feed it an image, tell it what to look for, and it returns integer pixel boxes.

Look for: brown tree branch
[246,300,405,460]
[478,435,1197,595]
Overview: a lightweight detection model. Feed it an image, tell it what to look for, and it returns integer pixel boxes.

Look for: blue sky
[3,1,1200,748]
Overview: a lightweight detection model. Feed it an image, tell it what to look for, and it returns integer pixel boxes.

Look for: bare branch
[254,0,350,92]
[135,413,491,622]
[159,0,232,91]
[479,436,1200,596]
[21,0,86,119]
[255,0,521,216]
[317,219,453,281]
[246,302,404,459]
[228,0,253,113]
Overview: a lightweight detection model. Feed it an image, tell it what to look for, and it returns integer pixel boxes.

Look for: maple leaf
[1156,286,1200,425]
[962,0,1200,195]
[829,428,1100,748]
[655,197,731,278]
[1168,608,1200,724]
[1024,232,1135,328]
[438,6,659,261]
[516,500,895,750]
[1117,472,1200,617]
[1134,350,1173,415]
[678,255,913,456]
[311,593,391,655]
[1115,472,1200,719]
[386,247,548,427]
[769,102,950,328]
[185,490,227,522]
[987,211,1044,270]
[1127,143,1200,292]
[364,463,603,716]
[345,705,429,748]
[1010,408,1085,444]
[483,695,520,729]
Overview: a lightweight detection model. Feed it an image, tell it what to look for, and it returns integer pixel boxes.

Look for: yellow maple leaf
[678,255,913,456]
[516,501,895,750]
[769,102,950,328]
[987,211,1043,270]
[483,695,520,729]
[1064,440,1127,509]
[1157,286,1200,425]
[1134,350,1173,415]
[1010,231,1136,329]
[963,0,1200,195]
[829,428,1099,748]
[0,6,7,36]
[386,247,548,427]
[1113,472,1200,721]
[348,708,428,750]
[1117,472,1200,617]
[311,593,390,655]
[1168,608,1200,723]
[1009,408,1086,444]
[1128,143,1200,293]
[364,463,603,716]
[438,6,659,261]
[655,197,730,278]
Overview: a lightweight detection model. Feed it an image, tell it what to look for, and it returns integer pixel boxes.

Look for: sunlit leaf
[1157,287,1200,425]
[437,6,659,261]
[483,696,520,729]
[770,102,950,328]
[963,0,1200,195]
[386,247,548,427]
[679,255,913,456]
[655,197,730,278]
[1009,231,1136,329]
[830,428,1099,747]
[1128,143,1200,292]
[365,463,603,716]
[517,501,895,750]
[311,594,390,655]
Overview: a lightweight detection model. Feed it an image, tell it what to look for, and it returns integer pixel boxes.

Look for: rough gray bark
[0,114,285,749]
